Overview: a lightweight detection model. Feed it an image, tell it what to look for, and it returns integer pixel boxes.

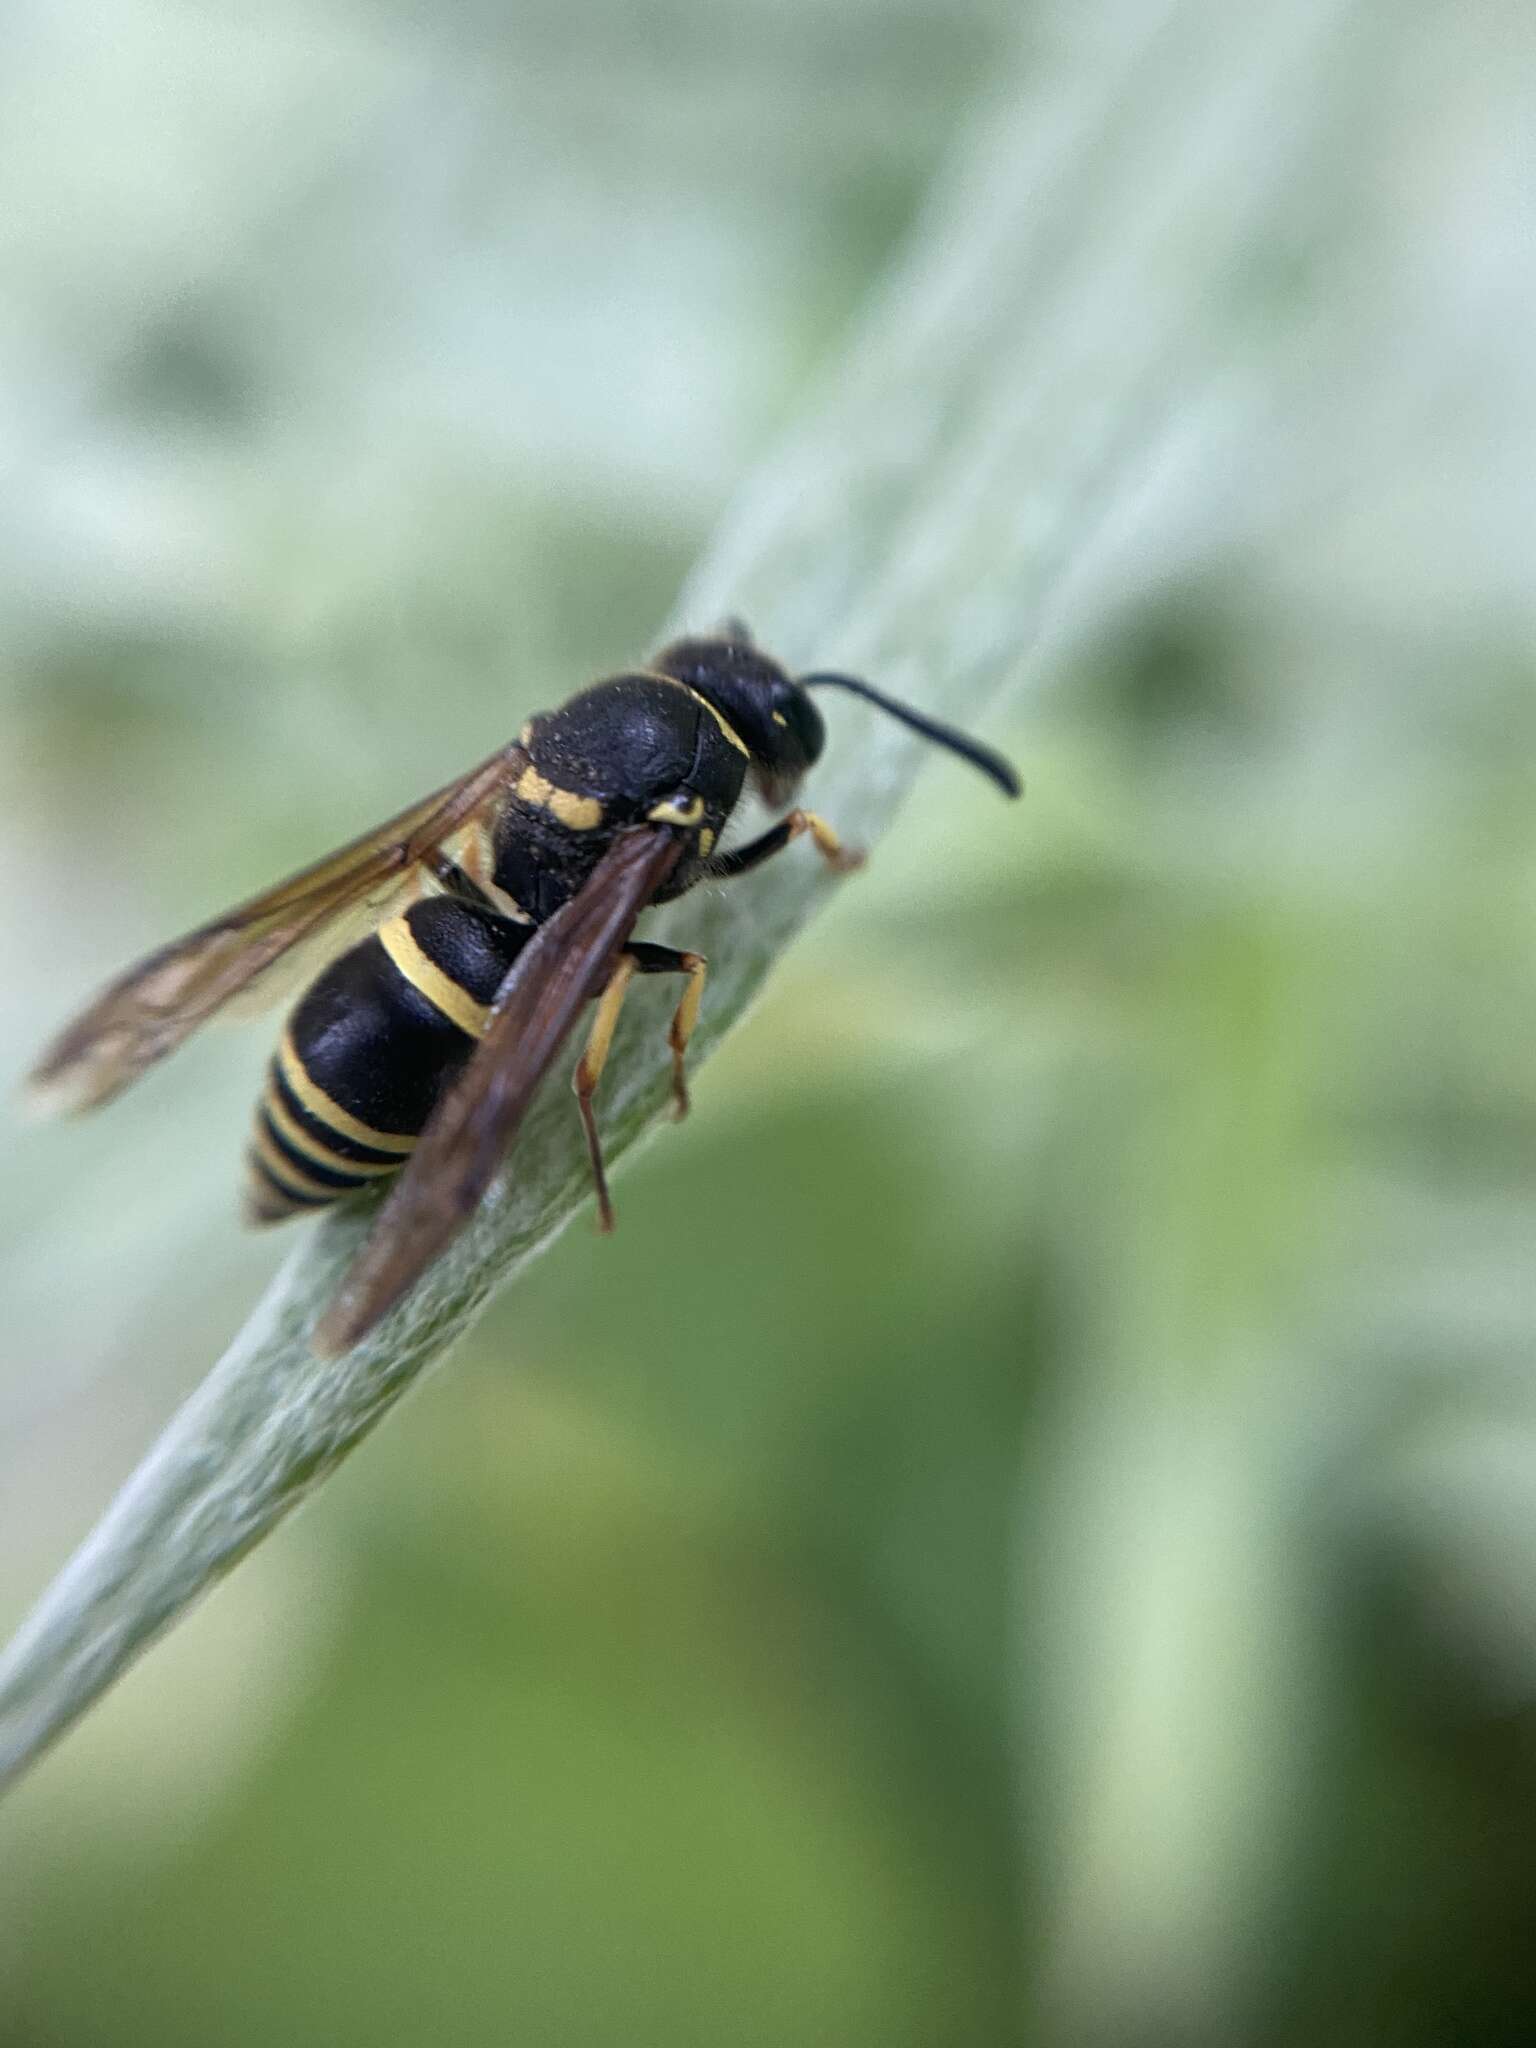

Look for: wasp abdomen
[246,897,530,1224]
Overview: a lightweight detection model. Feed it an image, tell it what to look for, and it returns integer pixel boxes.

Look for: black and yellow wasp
[30,628,1019,1353]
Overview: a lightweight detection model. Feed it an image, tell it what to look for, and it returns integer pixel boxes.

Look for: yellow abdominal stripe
[250,1122,349,1202]
[277,1033,418,1153]
[263,1084,401,1178]
[377,918,492,1039]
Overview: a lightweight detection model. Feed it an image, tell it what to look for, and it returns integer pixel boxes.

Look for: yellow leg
[667,953,707,1120]
[573,953,637,1231]
[790,810,865,874]
[710,809,865,883]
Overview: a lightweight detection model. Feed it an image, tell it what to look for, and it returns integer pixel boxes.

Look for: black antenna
[800,673,1021,798]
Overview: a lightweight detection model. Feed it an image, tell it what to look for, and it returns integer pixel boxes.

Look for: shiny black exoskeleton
[248,630,1018,1222]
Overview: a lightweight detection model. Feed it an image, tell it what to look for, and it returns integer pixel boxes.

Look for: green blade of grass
[0,0,1365,1789]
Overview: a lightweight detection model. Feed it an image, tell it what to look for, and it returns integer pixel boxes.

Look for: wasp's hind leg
[573,954,636,1232]
[572,942,708,1231]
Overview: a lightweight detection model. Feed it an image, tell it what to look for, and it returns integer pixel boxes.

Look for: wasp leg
[573,952,638,1231]
[709,809,864,880]
[423,848,498,911]
[626,942,708,1120]
[573,941,709,1228]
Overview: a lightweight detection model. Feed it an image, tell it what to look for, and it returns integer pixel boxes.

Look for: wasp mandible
[30,628,1020,1352]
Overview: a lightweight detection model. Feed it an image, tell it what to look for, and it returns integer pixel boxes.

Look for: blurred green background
[4,2,1536,2044]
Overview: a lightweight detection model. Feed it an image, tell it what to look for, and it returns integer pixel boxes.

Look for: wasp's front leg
[709,809,864,881]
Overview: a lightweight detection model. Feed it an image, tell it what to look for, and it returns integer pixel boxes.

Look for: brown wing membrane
[27,744,523,1114]
[315,826,683,1357]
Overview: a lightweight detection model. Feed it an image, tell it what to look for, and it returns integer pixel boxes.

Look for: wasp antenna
[799,674,1021,797]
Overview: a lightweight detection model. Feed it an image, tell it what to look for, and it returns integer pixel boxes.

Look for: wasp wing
[315,825,682,1356]
[27,744,523,1115]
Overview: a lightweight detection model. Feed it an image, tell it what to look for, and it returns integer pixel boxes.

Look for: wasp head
[654,627,1023,813]
[653,631,825,809]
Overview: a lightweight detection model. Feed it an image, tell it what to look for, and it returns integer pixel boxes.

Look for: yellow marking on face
[640,669,751,759]
[697,827,715,859]
[263,1088,402,1179]
[378,915,493,1040]
[278,1032,418,1153]
[516,764,605,831]
[250,1124,348,1203]
[647,793,705,828]
[771,711,788,727]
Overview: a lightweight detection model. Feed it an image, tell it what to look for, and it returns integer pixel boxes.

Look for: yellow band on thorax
[515,764,605,831]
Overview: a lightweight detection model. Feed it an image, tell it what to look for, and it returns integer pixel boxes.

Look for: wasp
[30,628,1019,1353]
